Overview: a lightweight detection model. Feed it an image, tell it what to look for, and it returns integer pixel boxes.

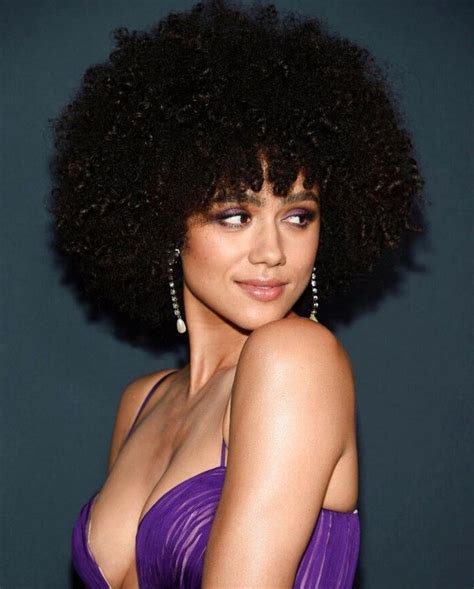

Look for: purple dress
[72,372,360,588]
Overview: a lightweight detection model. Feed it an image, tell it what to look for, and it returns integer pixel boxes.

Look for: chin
[231,307,290,332]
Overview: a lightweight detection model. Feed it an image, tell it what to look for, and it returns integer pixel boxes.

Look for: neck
[184,326,248,399]
[179,286,300,399]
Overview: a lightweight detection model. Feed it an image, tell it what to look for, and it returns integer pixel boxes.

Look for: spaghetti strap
[220,436,227,467]
[125,370,178,442]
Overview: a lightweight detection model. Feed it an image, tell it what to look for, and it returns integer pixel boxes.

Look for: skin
[180,157,321,393]
[87,157,358,589]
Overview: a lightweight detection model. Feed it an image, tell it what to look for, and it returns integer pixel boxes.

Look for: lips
[236,279,286,287]
[235,279,287,302]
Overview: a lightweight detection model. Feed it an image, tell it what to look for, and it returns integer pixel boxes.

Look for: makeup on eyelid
[212,208,316,228]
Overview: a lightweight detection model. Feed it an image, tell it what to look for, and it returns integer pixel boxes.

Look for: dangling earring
[309,266,319,323]
[168,247,187,334]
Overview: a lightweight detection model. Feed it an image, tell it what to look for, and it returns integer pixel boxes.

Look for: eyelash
[214,209,316,229]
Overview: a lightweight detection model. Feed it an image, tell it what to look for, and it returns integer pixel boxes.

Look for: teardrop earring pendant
[309,266,319,323]
[168,247,187,334]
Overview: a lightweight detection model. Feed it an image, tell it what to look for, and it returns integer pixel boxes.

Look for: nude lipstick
[235,279,287,302]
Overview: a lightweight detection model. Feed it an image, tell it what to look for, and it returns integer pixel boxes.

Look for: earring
[168,247,187,334]
[309,266,319,323]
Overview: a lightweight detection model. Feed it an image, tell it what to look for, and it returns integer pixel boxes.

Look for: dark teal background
[2,1,473,587]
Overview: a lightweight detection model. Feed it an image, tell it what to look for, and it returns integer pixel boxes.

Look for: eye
[286,211,316,227]
[212,208,316,229]
[214,209,250,229]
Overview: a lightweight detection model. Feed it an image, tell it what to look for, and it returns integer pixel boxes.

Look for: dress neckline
[137,465,227,529]
[84,459,358,589]
[84,436,228,588]
[84,493,112,589]
[135,462,359,532]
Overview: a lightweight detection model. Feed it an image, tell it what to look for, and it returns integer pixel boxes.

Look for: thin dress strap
[220,436,228,467]
[125,370,178,442]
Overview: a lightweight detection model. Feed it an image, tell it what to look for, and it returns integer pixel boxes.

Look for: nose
[248,218,286,267]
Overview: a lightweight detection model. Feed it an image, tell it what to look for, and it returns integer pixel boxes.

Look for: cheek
[309,221,321,258]
[288,228,320,270]
[183,229,233,282]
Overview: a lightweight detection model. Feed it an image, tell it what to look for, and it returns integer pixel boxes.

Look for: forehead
[211,189,320,207]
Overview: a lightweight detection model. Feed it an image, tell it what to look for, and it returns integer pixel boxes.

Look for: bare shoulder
[117,369,176,416]
[204,319,356,583]
[107,368,177,471]
[231,316,356,456]
[240,316,354,386]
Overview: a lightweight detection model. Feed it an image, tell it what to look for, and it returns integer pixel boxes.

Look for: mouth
[235,281,287,302]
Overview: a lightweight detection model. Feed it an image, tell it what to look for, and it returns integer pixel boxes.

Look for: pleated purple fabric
[72,372,360,588]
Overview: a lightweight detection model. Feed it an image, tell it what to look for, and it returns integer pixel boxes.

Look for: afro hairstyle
[49,0,426,336]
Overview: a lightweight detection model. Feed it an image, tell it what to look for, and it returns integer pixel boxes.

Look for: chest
[75,463,227,589]
[79,388,229,587]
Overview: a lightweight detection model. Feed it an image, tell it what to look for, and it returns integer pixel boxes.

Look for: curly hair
[48,0,425,335]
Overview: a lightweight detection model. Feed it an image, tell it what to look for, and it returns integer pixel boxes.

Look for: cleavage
[88,411,223,585]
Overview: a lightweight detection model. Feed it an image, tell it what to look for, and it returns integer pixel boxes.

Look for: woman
[49,1,425,587]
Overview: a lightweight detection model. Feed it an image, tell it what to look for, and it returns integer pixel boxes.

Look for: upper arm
[106,369,173,472]
[202,318,356,588]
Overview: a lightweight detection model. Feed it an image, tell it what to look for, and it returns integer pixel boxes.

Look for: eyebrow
[212,190,320,206]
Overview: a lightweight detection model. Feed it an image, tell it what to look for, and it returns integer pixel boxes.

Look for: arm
[202,317,356,588]
[106,369,175,472]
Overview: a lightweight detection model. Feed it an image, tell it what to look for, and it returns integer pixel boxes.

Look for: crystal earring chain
[168,247,187,334]
[309,266,319,323]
